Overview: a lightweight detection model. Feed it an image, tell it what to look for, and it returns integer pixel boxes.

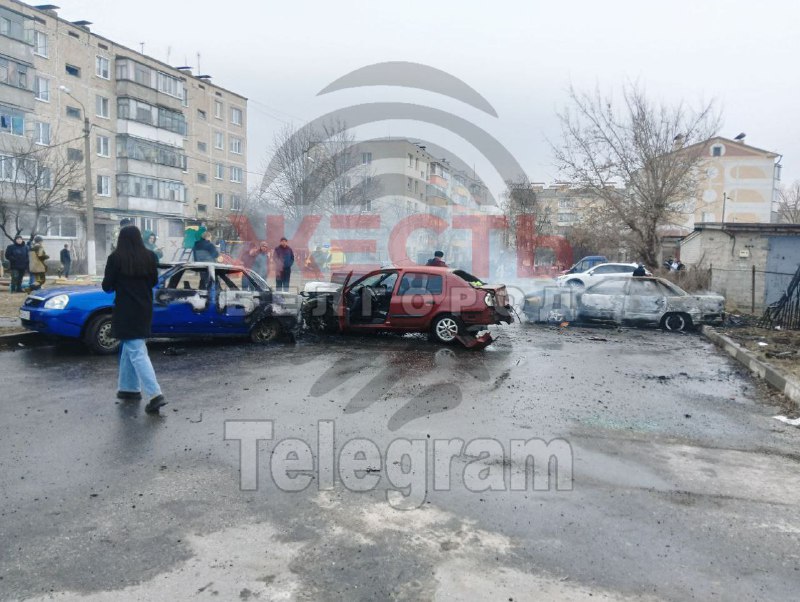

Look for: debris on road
[773,415,800,427]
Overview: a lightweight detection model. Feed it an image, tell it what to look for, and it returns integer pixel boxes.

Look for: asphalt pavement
[0,323,798,601]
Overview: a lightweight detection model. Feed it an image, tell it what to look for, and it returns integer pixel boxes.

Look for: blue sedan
[19,262,300,353]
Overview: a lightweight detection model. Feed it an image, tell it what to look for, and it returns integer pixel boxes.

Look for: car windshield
[453,269,484,287]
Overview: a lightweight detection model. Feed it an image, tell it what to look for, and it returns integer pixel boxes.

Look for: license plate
[20,310,30,321]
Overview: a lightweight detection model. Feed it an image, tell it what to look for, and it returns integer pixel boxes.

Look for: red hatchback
[301,266,513,347]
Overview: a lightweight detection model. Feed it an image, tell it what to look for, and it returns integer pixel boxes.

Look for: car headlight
[484,292,495,307]
[44,294,69,310]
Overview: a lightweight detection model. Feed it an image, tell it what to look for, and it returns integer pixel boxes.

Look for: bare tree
[777,181,800,224]
[553,83,720,266]
[260,120,380,224]
[0,134,83,242]
[501,176,553,248]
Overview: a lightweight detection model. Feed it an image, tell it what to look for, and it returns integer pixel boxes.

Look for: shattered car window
[453,270,484,287]
[657,280,687,297]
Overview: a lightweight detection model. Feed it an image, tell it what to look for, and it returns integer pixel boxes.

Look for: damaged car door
[623,279,667,325]
[578,278,629,322]
[153,265,214,334]
[213,266,271,334]
[388,272,444,330]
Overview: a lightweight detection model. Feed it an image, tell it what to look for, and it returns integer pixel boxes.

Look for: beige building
[0,0,247,271]
[681,136,781,231]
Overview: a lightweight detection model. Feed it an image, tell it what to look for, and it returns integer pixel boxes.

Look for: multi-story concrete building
[683,136,781,230]
[0,0,247,272]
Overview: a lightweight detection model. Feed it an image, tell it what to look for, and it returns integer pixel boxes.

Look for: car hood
[29,285,111,301]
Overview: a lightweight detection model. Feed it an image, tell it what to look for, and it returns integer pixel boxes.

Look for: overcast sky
[54,0,800,196]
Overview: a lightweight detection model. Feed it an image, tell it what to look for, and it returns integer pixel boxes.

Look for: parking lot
[1,322,799,600]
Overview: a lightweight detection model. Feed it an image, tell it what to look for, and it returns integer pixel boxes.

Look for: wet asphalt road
[1,323,799,601]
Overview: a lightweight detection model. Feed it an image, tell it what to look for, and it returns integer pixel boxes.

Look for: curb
[701,325,800,405]
[0,330,41,347]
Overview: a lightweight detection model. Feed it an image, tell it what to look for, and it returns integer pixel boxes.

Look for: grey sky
[56,0,800,196]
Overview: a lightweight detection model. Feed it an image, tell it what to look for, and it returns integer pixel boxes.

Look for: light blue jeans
[118,339,162,399]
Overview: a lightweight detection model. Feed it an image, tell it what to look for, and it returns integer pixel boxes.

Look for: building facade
[0,0,247,272]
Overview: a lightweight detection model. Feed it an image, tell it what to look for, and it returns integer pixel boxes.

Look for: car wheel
[250,318,283,343]
[84,314,120,354]
[566,279,584,290]
[431,314,462,344]
[661,312,693,332]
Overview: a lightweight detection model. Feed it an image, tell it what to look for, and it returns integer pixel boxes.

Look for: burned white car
[577,276,725,331]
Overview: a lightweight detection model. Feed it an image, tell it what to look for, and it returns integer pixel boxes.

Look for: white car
[555,263,650,289]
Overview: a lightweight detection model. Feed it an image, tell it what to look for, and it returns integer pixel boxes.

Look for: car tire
[250,318,283,343]
[566,279,584,290]
[661,312,693,332]
[84,313,120,355]
[430,314,463,345]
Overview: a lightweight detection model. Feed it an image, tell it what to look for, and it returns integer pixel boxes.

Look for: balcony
[117,195,185,216]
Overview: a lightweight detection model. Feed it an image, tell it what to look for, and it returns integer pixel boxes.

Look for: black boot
[117,391,142,401]
[145,395,167,414]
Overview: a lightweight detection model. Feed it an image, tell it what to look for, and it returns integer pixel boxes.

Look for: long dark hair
[113,226,155,276]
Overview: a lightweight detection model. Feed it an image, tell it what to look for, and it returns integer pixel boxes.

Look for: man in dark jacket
[5,235,29,292]
[273,237,294,291]
[192,231,219,262]
[60,244,72,278]
[426,250,448,267]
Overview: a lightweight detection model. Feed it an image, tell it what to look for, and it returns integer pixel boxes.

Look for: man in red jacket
[425,250,447,267]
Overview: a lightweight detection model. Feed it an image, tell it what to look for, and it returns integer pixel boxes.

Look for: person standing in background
[28,236,48,289]
[5,235,29,292]
[101,225,166,414]
[273,237,295,291]
[60,244,72,278]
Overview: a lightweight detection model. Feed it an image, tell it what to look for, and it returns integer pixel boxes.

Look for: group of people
[244,238,295,291]
[4,236,72,293]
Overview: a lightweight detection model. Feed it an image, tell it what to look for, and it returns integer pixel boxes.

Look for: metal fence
[760,264,800,330]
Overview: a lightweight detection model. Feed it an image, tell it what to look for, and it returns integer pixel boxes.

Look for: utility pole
[60,86,96,276]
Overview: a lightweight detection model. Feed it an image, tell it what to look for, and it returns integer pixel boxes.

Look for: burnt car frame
[301,266,513,347]
[576,276,725,331]
[20,262,300,354]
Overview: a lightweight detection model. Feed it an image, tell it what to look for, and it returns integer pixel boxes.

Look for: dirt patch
[717,324,800,385]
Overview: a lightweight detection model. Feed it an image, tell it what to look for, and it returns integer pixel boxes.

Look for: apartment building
[0,0,247,272]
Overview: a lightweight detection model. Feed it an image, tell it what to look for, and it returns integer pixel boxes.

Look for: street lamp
[58,85,96,276]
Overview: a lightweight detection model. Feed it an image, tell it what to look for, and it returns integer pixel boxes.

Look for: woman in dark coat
[101,226,166,414]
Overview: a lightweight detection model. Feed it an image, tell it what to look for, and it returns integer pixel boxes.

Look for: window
[65,64,80,77]
[68,190,82,202]
[66,106,81,119]
[35,122,50,145]
[629,279,662,296]
[95,95,109,118]
[95,56,110,79]
[96,135,110,157]
[230,137,242,154]
[0,9,28,43]
[362,152,372,164]
[140,217,156,233]
[415,157,419,170]
[407,177,412,190]
[39,167,51,189]
[34,31,47,57]
[116,174,186,202]
[587,279,627,295]
[197,141,207,152]
[230,107,242,125]
[116,98,187,135]
[168,220,184,237]
[408,153,413,167]
[214,131,224,149]
[67,148,83,162]
[117,135,187,169]
[197,172,207,184]
[0,58,27,89]
[198,204,207,213]
[214,163,224,179]
[214,192,224,209]
[96,175,110,196]
[39,216,77,238]
[68,31,79,39]
[197,109,207,120]
[230,166,243,183]
[231,194,242,210]
[34,76,49,101]
[0,109,24,135]
[214,100,223,119]
[399,273,443,295]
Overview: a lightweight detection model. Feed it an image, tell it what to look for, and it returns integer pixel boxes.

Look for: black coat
[101,252,158,340]
[5,242,29,271]
[193,239,219,262]
[60,248,71,263]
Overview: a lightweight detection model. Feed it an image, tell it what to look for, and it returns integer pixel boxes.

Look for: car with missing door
[301,266,513,347]
[577,276,725,331]
[18,262,300,353]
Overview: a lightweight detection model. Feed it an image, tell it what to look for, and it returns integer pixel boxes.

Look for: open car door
[337,270,354,332]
